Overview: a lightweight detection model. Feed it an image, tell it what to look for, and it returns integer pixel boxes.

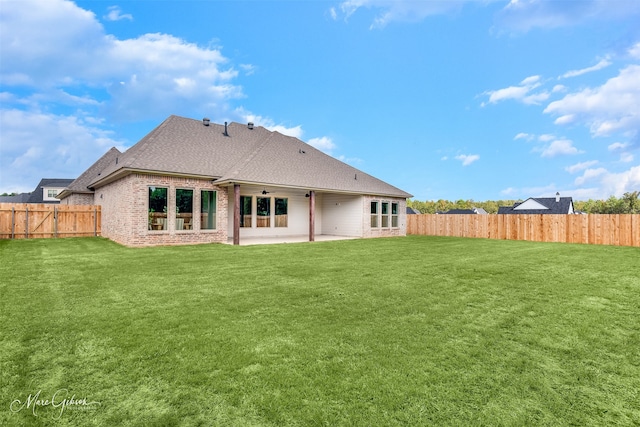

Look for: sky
[1,0,639,201]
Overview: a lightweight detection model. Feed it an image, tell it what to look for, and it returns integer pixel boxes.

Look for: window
[176,189,193,230]
[201,190,216,230]
[240,196,252,227]
[47,189,58,198]
[381,202,389,227]
[371,201,378,228]
[275,198,288,227]
[392,202,399,227]
[257,197,271,227]
[148,187,168,230]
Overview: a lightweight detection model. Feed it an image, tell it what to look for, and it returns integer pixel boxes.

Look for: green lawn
[1,236,638,426]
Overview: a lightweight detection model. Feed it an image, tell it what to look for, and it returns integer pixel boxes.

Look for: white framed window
[201,190,217,230]
[371,200,400,229]
[392,202,399,227]
[371,201,379,227]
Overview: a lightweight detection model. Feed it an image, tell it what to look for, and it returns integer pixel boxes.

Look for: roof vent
[203,118,210,126]
[224,121,229,137]
[556,192,560,203]
[248,122,254,130]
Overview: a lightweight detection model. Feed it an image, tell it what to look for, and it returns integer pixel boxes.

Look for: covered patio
[224,234,358,246]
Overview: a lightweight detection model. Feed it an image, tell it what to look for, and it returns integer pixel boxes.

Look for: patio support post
[233,184,240,245]
[309,190,315,242]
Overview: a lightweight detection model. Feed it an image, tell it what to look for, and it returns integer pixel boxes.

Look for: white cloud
[500,184,559,199]
[629,42,640,59]
[554,114,575,125]
[455,154,480,166]
[497,0,640,32]
[565,160,598,174]
[334,0,640,30]
[608,142,635,162]
[483,75,548,105]
[574,167,608,185]
[333,0,466,28]
[0,0,243,121]
[514,132,533,141]
[104,6,133,22]
[601,165,640,196]
[608,142,629,152]
[308,137,337,153]
[560,58,611,79]
[544,65,640,138]
[620,153,635,163]
[538,134,555,142]
[539,139,582,158]
[0,109,125,192]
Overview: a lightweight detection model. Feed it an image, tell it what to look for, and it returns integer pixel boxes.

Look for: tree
[622,191,640,214]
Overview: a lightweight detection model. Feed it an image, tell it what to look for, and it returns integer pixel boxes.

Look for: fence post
[54,206,58,238]
[94,207,98,237]
[11,207,15,239]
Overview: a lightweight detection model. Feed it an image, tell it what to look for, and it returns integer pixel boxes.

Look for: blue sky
[1,0,639,201]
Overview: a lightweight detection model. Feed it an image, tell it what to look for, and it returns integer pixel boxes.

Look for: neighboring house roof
[406,207,421,214]
[28,178,74,203]
[443,207,488,214]
[89,115,412,198]
[498,195,574,214]
[58,147,121,199]
[0,193,31,203]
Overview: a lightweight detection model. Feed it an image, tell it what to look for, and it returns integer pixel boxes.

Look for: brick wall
[60,194,94,205]
[95,174,228,247]
[362,195,407,238]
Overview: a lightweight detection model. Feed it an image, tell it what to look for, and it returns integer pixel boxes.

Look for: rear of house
[59,116,411,246]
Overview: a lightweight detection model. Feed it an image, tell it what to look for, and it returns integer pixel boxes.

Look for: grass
[0,236,638,426]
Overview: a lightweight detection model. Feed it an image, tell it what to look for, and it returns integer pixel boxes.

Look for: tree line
[408,191,640,214]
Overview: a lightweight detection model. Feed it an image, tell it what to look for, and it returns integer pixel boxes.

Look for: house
[59,115,412,247]
[406,207,421,215]
[498,193,574,214]
[0,179,74,204]
[30,178,75,203]
[441,207,488,214]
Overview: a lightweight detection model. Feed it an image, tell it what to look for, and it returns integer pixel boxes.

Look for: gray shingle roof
[59,147,121,198]
[498,197,574,214]
[0,193,31,203]
[443,208,488,214]
[90,116,412,198]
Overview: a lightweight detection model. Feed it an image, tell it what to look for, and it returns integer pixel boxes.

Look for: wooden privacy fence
[407,214,640,247]
[0,203,101,240]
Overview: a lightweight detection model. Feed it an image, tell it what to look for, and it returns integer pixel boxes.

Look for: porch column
[233,184,240,245]
[309,190,315,242]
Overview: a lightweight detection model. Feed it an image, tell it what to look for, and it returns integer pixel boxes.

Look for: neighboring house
[60,115,412,247]
[442,207,488,214]
[1,179,74,204]
[498,193,574,214]
[28,179,75,203]
[406,207,421,214]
